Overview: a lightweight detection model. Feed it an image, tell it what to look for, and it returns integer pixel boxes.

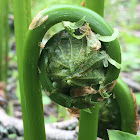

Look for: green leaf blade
[108,57,121,69]
[96,28,119,42]
[108,130,140,140]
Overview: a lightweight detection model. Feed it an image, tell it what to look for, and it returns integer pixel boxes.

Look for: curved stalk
[13,0,40,140]
[79,1,105,140]
[113,77,139,134]
[23,4,121,140]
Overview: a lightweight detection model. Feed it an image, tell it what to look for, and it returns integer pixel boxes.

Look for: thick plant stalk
[78,104,100,140]
[78,1,105,140]
[13,0,29,139]
[13,1,46,140]
[113,77,139,134]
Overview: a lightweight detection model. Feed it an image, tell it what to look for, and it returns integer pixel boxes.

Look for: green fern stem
[79,1,105,140]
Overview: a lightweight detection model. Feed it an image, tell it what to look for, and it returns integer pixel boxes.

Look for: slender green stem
[79,1,105,140]
[13,0,39,140]
[13,0,28,138]
[25,0,32,29]
[3,0,9,84]
[85,0,104,17]
[14,1,46,139]
[13,0,27,65]
[0,0,6,81]
[78,104,100,140]
[0,0,10,115]
[0,0,3,81]
[0,0,9,82]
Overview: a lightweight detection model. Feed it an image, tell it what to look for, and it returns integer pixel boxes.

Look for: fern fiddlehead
[24,4,121,109]
[22,4,138,140]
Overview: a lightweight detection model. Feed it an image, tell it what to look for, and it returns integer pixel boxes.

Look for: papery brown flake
[68,108,80,118]
[29,9,48,30]
[80,1,85,6]
[38,42,45,48]
[98,79,117,94]
[131,91,139,133]
[70,86,96,97]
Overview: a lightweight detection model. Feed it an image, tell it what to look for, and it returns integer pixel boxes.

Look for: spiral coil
[24,4,121,108]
